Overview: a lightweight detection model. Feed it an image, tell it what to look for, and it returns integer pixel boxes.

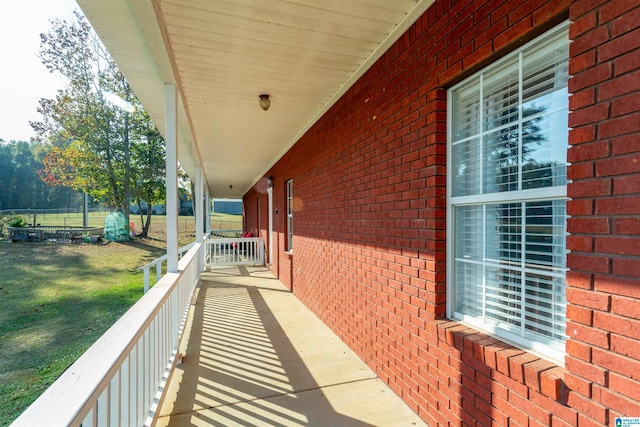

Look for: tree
[0,139,80,211]
[32,11,165,237]
[129,116,166,237]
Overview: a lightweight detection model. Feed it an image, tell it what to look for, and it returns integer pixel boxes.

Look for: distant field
[17,210,241,229]
[0,211,241,424]
[15,210,109,228]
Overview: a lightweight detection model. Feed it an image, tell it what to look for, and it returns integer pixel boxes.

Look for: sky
[0,0,80,142]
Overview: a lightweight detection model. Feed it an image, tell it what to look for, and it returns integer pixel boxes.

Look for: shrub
[8,216,28,228]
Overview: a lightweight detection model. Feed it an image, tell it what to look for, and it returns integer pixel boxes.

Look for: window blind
[448,23,570,361]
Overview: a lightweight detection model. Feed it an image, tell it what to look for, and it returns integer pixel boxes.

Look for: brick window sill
[433,320,566,402]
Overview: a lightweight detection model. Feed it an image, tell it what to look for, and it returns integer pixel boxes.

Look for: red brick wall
[566,0,640,423]
[244,0,640,424]
[242,193,269,260]
[243,196,257,235]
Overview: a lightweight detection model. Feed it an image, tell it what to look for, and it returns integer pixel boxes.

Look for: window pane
[521,36,569,190]
[286,179,293,250]
[483,57,519,132]
[524,274,566,343]
[522,32,569,113]
[485,266,522,334]
[483,127,520,193]
[454,261,483,315]
[525,201,566,272]
[521,108,568,189]
[486,203,522,266]
[455,205,483,262]
[452,138,481,196]
[452,82,480,142]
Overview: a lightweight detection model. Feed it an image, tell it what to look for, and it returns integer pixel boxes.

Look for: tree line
[0,139,83,211]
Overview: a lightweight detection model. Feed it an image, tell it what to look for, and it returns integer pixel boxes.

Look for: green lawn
[19,210,110,228]
[0,212,241,425]
[27,211,241,232]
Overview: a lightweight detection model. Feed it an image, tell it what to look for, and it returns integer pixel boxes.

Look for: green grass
[20,211,110,228]
[0,241,159,425]
[27,211,241,230]
[0,212,242,425]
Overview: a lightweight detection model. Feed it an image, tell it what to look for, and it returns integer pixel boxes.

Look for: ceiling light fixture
[259,94,270,111]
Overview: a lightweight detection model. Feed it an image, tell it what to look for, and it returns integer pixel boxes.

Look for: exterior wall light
[259,94,270,111]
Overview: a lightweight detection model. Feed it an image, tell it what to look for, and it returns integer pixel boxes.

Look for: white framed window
[447,23,570,362]
[286,179,293,252]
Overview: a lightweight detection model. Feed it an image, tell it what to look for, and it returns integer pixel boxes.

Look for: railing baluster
[109,372,119,427]
[143,329,150,418]
[150,317,157,404]
[97,386,108,426]
[162,303,168,376]
[120,356,129,427]
[143,267,150,293]
[137,340,144,426]
[82,408,95,427]
[156,262,162,284]
[171,291,179,351]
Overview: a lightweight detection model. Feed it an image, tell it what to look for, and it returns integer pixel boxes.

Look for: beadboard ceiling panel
[77,0,434,197]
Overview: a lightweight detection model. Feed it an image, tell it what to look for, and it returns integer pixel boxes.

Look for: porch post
[165,84,179,273]
[195,167,204,244]
[205,190,211,235]
[267,186,273,266]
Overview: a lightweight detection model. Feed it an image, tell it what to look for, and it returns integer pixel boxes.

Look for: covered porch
[13,227,427,426]
[13,0,445,425]
[155,266,426,426]
[13,252,427,426]
[12,0,640,424]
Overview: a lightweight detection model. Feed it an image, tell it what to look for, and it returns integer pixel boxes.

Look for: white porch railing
[205,237,265,267]
[11,242,203,427]
[138,242,196,293]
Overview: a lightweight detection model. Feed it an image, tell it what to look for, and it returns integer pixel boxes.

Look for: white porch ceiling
[77,0,434,198]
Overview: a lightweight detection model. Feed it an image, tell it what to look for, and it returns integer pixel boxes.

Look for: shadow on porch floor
[155,266,427,426]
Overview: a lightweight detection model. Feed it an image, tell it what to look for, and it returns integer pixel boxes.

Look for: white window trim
[286,179,293,253]
[446,22,570,365]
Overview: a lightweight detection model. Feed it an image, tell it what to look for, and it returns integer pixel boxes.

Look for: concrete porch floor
[155,266,428,426]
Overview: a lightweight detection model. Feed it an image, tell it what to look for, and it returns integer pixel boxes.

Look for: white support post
[195,168,203,244]
[205,189,211,235]
[267,187,273,266]
[165,84,179,273]
[196,169,206,273]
